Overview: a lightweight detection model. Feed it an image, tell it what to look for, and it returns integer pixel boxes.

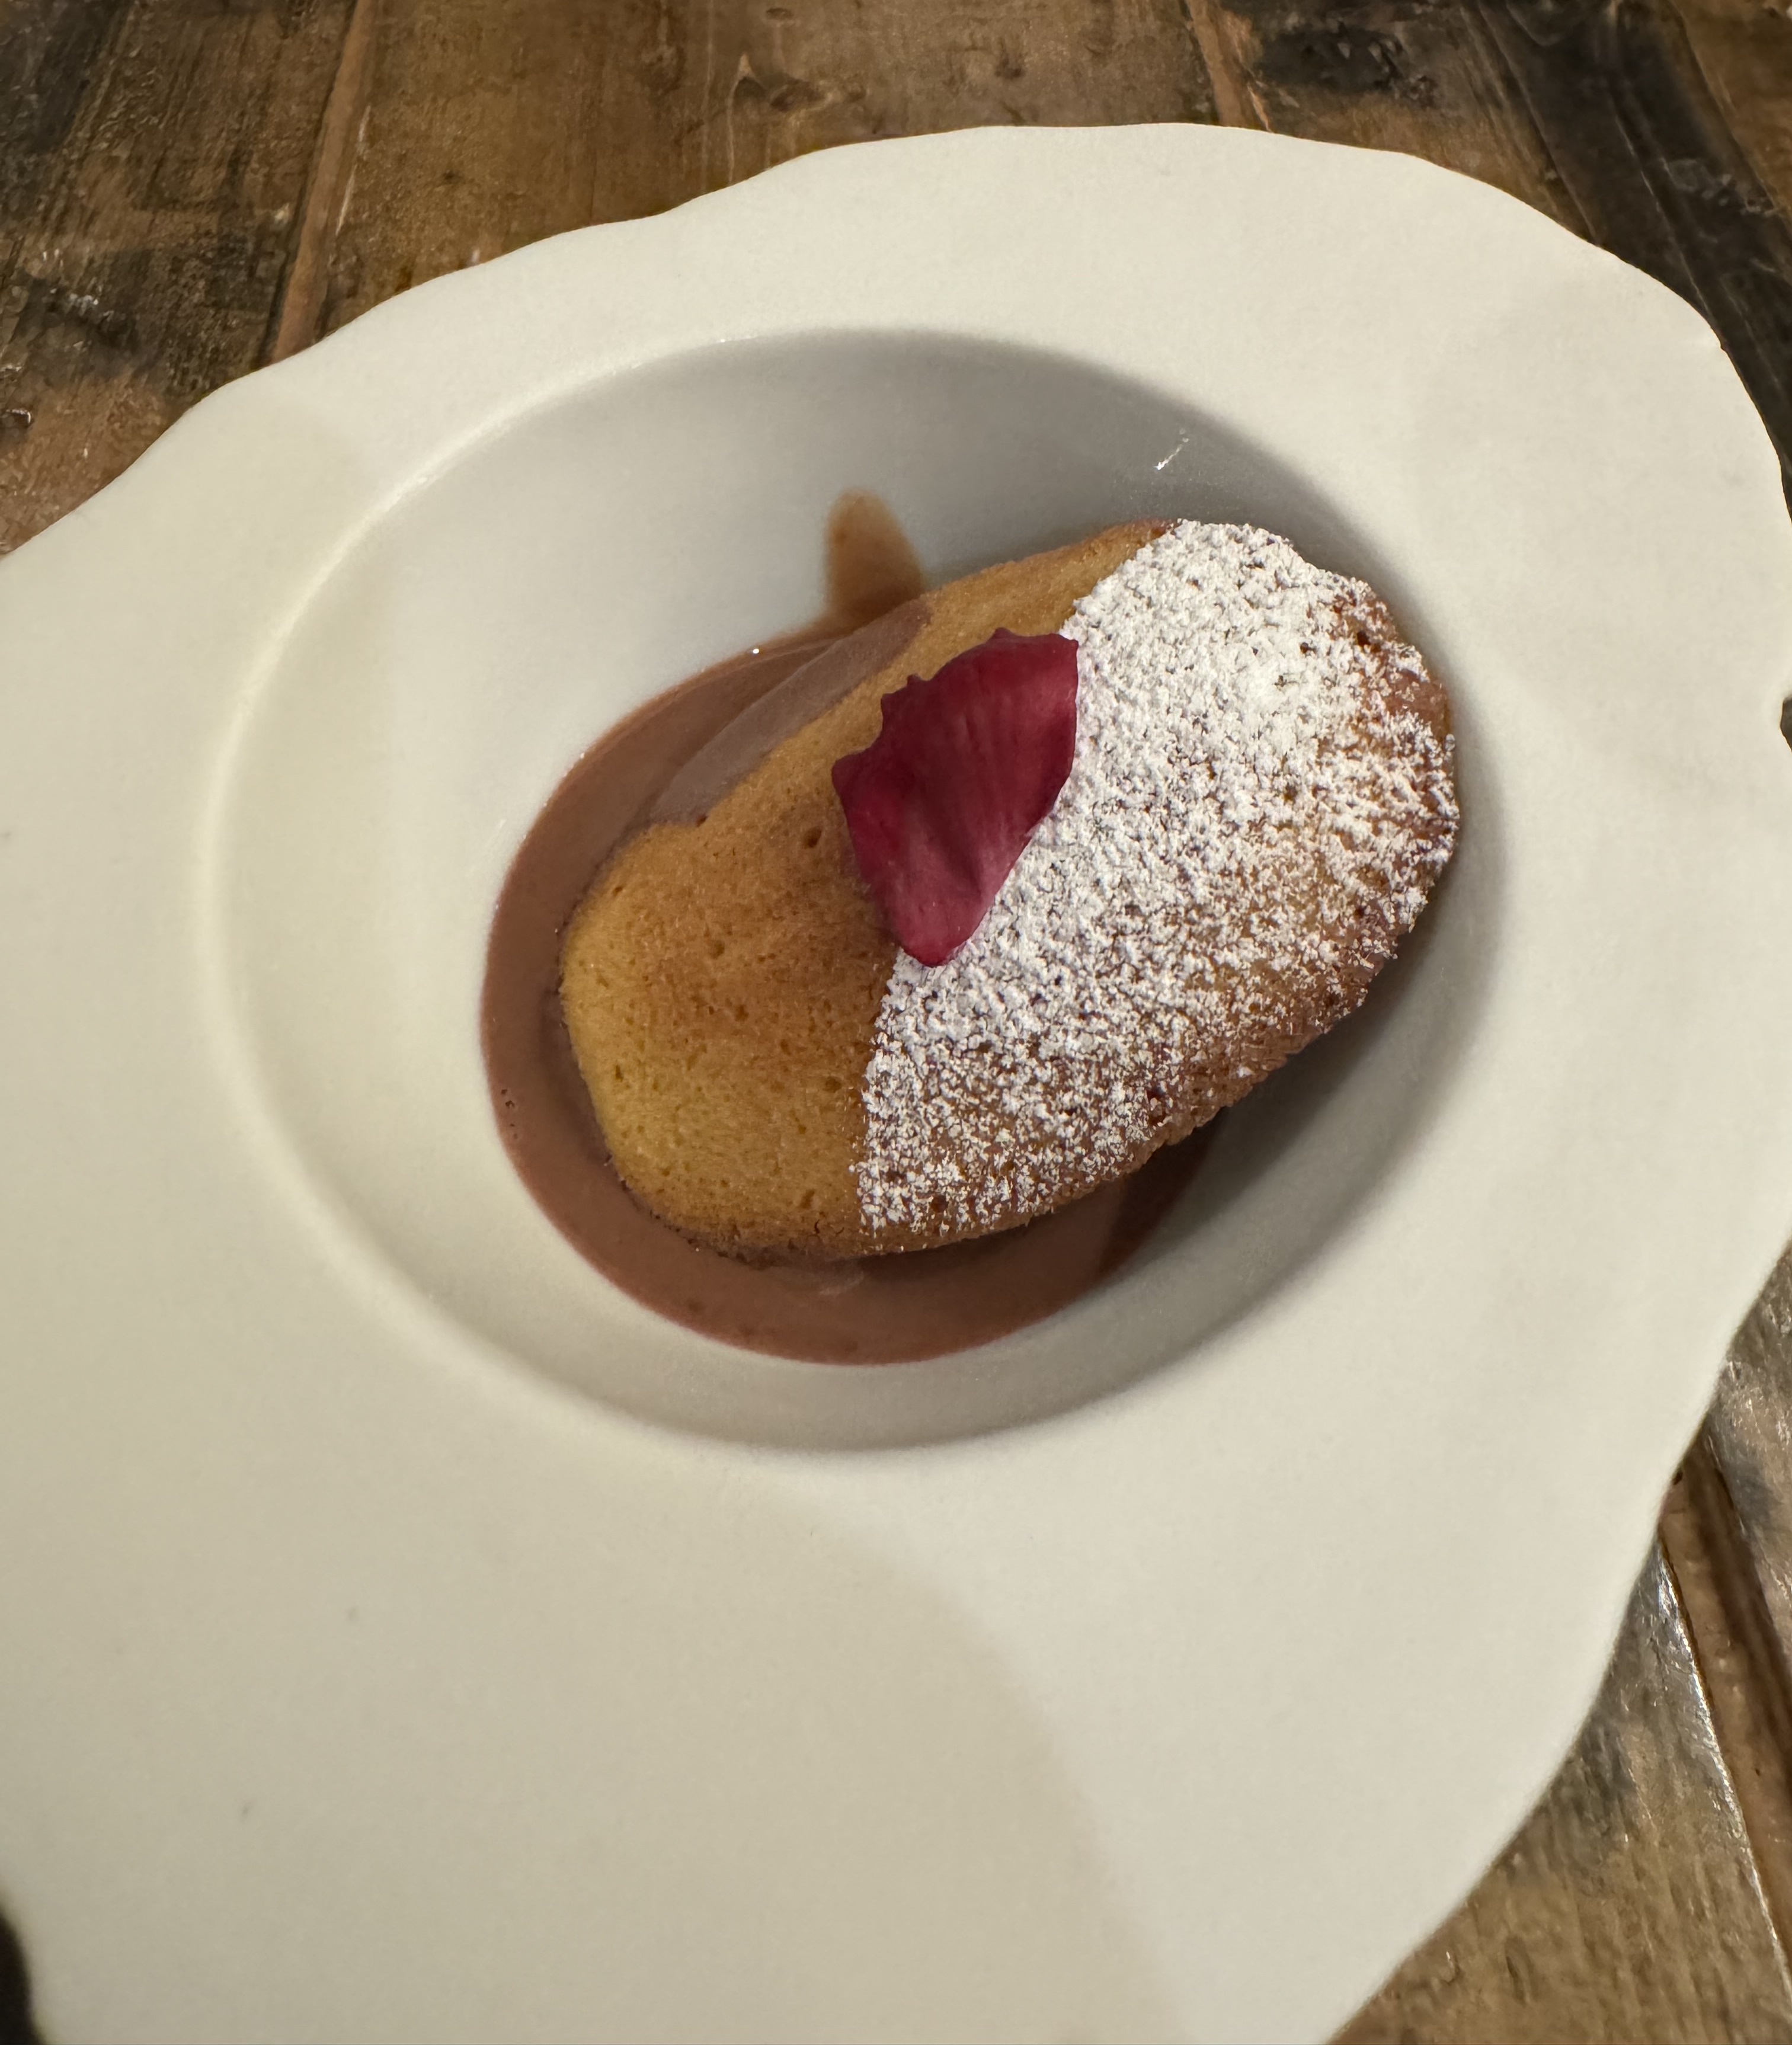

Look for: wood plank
[1342,1548,1792,2044]
[267,0,379,363]
[1177,0,1582,225]
[0,0,353,553]
[1662,1429,1792,1953]
[311,0,1218,339]
[1667,0,1792,226]
[1704,1249,1792,1755]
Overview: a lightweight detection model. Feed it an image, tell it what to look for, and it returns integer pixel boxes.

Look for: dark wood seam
[1660,1435,1792,1960]
[1175,0,1264,130]
[1459,0,1598,239]
[261,0,380,363]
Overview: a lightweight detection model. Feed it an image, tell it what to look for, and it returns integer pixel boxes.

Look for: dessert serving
[482,503,1457,1359]
[558,517,1458,1260]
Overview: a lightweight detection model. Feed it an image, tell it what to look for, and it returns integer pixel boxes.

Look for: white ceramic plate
[3,124,1790,2045]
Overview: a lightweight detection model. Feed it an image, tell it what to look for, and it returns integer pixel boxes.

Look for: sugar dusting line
[853,520,1459,1238]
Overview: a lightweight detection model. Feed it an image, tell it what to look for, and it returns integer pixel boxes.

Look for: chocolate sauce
[481,494,1210,1364]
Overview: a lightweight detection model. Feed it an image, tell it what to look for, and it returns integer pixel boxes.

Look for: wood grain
[267,0,377,361]
[1668,0,1792,225]
[1704,1248,1792,1733]
[0,0,353,553]
[309,0,1217,338]
[1343,1550,1792,2044]
[1662,1429,1792,1952]
[1177,0,1582,224]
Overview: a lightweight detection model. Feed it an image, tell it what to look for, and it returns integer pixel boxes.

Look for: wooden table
[4,4,1792,2038]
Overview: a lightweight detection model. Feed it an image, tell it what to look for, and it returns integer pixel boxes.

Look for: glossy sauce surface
[481,496,1209,1362]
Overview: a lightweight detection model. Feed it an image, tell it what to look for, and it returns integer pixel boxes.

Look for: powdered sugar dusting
[855,520,1459,1240]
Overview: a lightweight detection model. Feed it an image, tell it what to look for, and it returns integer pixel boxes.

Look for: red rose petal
[831,628,1080,967]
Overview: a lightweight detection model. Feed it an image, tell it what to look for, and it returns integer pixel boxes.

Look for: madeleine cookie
[561,520,1458,1257]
